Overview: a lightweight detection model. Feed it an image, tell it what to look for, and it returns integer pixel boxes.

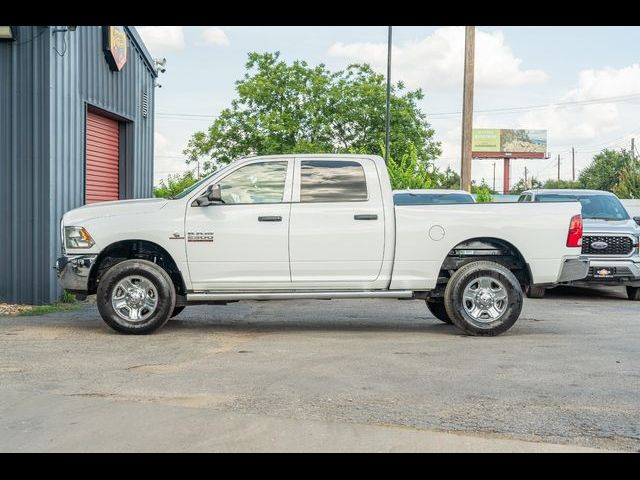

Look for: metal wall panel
[1,26,156,304]
[0,26,51,305]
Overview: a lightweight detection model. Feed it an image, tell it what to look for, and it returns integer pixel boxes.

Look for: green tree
[510,176,543,195]
[153,170,199,199]
[436,166,461,189]
[613,158,640,199]
[578,148,633,191]
[386,143,438,189]
[472,179,494,202]
[183,52,441,173]
[542,179,581,189]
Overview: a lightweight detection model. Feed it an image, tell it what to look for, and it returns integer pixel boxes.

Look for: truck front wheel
[97,259,176,334]
[626,286,640,301]
[444,261,523,336]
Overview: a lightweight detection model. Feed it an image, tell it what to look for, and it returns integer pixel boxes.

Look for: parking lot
[1,285,638,452]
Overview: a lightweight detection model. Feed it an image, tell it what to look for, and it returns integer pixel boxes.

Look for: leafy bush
[473,180,494,203]
[385,144,438,190]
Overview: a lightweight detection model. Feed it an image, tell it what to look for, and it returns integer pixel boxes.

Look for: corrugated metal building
[0,26,157,305]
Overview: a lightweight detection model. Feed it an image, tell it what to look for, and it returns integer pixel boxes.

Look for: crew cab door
[288,158,385,286]
[185,159,293,290]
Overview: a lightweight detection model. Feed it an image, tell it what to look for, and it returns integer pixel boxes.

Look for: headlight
[64,226,95,249]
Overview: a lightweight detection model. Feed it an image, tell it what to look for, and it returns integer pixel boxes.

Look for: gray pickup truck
[518,189,640,300]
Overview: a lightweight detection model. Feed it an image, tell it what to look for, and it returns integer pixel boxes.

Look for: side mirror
[194,184,224,207]
[634,216,640,226]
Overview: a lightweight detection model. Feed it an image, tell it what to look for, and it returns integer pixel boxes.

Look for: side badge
[187,232,214,242]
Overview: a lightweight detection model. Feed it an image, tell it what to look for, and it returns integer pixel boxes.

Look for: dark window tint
[393,193,474,205]
[535,194,629,220]
[300,160,368,202]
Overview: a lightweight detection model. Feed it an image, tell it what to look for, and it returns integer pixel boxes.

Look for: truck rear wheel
[425,300,453,324]
[97,259,176,334]
[444,261,523,336]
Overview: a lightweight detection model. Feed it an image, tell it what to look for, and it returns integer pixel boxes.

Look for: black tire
[170,305,186,318]
[525,284,546,299]
[96,259,176,335]
[626,286,640,301]
[444,261,523,337]
[426,300,453,324]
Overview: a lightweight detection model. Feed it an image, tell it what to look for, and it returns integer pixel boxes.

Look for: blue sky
[138,26,640,189]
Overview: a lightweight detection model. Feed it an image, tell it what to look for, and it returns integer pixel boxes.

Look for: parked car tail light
[566,214,583,248]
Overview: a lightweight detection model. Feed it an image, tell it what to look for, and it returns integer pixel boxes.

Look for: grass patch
[18,303,80,316]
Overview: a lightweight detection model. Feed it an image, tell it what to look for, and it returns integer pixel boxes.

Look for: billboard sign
[472,129,547,158]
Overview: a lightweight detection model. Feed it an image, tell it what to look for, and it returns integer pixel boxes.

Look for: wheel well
[437,237,532,290]
[88,240,187,297]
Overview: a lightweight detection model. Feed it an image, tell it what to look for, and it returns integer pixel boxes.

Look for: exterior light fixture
[0,26,16,41]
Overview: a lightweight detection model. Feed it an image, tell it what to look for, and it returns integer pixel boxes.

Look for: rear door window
[299,160,368,203]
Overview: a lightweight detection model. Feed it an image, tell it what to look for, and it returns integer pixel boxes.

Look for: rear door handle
[354,214,378,221]
[258,216,282,222]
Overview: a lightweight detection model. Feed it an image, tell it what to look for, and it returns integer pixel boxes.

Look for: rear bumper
[55,254,97,293]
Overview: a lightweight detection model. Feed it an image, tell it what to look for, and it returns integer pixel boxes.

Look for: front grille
[582,235,634,256]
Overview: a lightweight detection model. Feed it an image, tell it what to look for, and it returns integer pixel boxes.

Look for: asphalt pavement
[1,285,638,452]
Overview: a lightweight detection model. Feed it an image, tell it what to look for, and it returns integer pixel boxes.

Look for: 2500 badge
[187,232,214,242]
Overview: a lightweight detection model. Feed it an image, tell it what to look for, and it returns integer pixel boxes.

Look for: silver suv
[518,189,640,300]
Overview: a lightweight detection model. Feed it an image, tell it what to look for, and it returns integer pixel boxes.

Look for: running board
[187,290,414,302]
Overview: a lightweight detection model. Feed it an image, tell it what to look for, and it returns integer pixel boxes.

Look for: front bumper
[55,254,97,292]
[573,258,640,287]
[556,257,590,283]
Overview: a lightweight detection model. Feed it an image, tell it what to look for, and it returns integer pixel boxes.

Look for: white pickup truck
[57,154,588,336]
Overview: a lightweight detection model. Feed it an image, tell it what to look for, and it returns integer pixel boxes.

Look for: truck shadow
[544,285,628,301]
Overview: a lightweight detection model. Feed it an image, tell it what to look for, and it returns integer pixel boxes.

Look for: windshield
[535,194,629,221]
[394,193,475,205]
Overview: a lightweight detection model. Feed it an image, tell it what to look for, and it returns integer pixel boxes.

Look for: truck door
[185,159,293,290]
[288,158,385,286]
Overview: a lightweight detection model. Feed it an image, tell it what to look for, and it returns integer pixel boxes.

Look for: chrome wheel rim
[462,276,508,323]
[111,275,158,322]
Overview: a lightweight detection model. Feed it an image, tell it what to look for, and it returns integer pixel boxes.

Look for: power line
[154,92,640,122]
[428,92,640,119]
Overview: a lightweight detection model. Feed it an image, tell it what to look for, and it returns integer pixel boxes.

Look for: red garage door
[86,111,120,204]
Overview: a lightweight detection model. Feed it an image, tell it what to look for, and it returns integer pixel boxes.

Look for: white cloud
[199,27,230,47]
[564,64,640,101]
[328,26,547,91]
[136,26,185,52]
[515,64,640,145]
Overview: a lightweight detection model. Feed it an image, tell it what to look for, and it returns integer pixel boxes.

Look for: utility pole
[571,147,575,181]
[460,26,475,192]
[384,26,392,165]
[492,161,496,191]
[524,166,528,189]
[557,154,561,182]
[632,138,636,160]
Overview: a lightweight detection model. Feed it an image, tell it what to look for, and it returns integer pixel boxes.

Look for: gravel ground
[0,285,638,452]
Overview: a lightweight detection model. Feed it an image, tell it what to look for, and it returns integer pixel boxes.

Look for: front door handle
[354,214,378,221]
[258,216,282,222]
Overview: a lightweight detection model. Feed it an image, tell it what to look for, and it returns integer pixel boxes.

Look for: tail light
[566,214,583,248]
